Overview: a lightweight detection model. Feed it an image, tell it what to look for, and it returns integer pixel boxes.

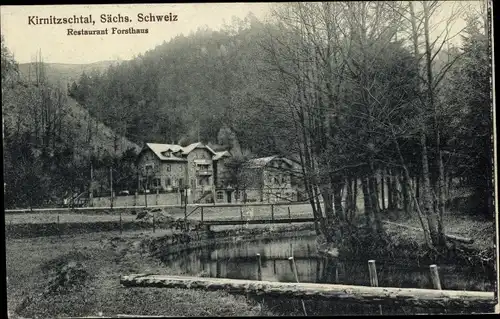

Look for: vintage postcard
[2,2,498,317]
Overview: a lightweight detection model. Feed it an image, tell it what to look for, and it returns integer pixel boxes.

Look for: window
[217,191,224,200]
[166,164,171,172]
[191,179,195,189]
[153,178,161,188]
[179,178,184,188]
[166,177,171,186]
[235,191,240,200]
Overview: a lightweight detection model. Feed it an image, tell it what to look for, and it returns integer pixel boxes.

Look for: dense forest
[67,13,290,155]
[2,2,493,251]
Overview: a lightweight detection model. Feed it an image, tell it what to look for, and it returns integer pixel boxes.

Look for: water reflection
[159,236,493,292]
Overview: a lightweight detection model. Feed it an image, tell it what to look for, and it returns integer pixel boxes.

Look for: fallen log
[120,274,495,308]
[382,221,474,244]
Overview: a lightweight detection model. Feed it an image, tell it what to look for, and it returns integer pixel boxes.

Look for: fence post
[153,213,155,233]
[240,206,244,230]
[215,250,220,278]
[57,215,61,239]
[368,260,383,315]
[288,257,307,316]
[271,204,274,221]
[134,192,138,207]
[201,206,204,223]
[256,253,262,281]
[156,189,159,206]
[430,264,442,290]
[288,206,291,222]
[368,260,379,287]
[119,210,122,235]
[89,192,94,207]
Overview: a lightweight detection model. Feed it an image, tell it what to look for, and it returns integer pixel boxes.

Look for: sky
[0,2,484,65]
[0,3,273,64]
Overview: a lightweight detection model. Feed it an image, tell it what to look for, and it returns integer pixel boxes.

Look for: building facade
[136,142,220,203]
[137,143,302,204]
[214,155,300,204]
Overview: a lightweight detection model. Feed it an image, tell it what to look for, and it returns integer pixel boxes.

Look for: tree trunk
[346,176,354,221]
[361,177,379,234]
[387,169,393,210]
[393,173,400,210]
[332,175,345,243]
[420,131,444,249]
[332,175,345,222]
[381,169,386,210]
[400,170,410,218]
[320,185,334,242]
[368,172,382,232]
[121,274,497,307]
[422,0,447,249]
[361,177,372,228]
[392,131,433,249]
[352,178,358,214]
[416,175,420,202]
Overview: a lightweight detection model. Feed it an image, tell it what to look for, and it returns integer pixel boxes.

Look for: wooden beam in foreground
[121,274,496,308]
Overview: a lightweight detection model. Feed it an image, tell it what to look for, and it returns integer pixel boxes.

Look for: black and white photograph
[1,1,498,317]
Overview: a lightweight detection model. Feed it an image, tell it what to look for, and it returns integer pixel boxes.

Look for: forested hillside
[2,37,140,208]
[18,60,120,88]
[68,13,291,156]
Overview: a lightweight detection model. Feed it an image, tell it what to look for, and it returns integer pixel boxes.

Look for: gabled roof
[145,143,186,161]
[143,142,222,161]
[182,142,217,156]
[244,155,294,169]
[213,150,231,161]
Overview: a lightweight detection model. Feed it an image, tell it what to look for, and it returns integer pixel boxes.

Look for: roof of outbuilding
[244,155,293,169]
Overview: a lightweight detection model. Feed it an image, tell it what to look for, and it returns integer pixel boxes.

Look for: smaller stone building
[214,155,299,203]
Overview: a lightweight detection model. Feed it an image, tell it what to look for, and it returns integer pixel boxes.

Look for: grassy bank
[6,223,318,318]
[6,230,277,318]
[324,209,497,284]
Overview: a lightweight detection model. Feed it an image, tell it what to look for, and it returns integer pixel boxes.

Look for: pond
[159,235,494,292]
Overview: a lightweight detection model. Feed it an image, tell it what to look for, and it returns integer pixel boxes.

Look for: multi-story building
[137,142,302,204]
[137,142,224,203]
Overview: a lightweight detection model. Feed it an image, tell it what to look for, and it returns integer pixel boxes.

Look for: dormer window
[163,151,172,157]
